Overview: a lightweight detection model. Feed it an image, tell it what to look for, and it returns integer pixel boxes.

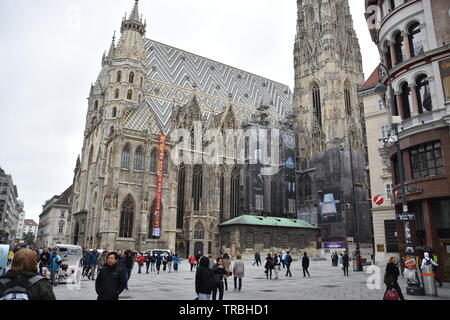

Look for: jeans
[343,264,349,276]
[168,262,172,272]
[190,263,195,271]
[285,264,292,277]
[303,267,310,277]
[212,281,224,300]
[146,262,150,273]
[163,262,167,271]
[234,277,242,290]
[156,263,161,273]
[174,263,179,272]
[138,264,143,273]
[198,293,211,300]
[150,262,155,272]
[265,268,272,279]
[126,268,132,280]
[274,266,279,279]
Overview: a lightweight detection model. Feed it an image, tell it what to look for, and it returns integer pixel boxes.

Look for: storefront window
[432,199,450,238]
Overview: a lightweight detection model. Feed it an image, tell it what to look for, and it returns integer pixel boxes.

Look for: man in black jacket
[195,256,214,300]
[302,252,310,277]
[95,252,126,300]
[211,257,228,300]
[342,252,350,276]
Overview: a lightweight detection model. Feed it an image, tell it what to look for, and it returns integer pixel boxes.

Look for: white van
[143,249,171,256]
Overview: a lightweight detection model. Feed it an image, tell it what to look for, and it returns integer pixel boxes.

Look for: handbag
[383,289,400,300]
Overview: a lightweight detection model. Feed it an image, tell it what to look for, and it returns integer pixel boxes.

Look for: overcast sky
[0,0,379,224]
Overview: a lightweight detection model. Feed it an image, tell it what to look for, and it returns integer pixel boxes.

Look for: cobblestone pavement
[53,259,450,300]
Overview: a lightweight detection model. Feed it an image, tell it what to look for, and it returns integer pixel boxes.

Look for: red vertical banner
[152,134,167,237]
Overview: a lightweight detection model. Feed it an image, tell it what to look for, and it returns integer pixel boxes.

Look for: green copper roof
[219,215,318,229]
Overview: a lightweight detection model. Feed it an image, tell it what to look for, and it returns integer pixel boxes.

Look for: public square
[53,258,450,300]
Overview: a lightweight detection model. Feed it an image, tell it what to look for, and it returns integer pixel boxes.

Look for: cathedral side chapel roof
[219,215,318,229]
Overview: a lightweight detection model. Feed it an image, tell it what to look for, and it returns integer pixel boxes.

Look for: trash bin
[421,265,438,296]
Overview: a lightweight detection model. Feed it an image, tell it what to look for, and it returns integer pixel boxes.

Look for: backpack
[0,275,44,300]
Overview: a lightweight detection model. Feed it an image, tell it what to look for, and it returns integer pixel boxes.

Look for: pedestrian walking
[0,249,56,300]
[155,253,162,274]
[38,248,50,277]
[97,251,108,276]
[82,250,90,278]
[195,256,214,300]
[144,252,151,274]
[338,253,344,270]
[95,252,127,301]
[265,254,274,279]
[302,252,310,277]
[167,253,173,273]
[136,253,145,274]
[223,256,231,291]
[173,254,180,272]
[208,254,215,269]
[281,251,286,269]
[162,254,168,271]
[88,249,99,280]
[222,252,230,260]
[284,251,292,277]
[124,251,134,280]
[233,255,244,291]
[253,252,259,266]
[383,257,405,300]
[195,251,202,268]
[189,255,196,271]
[211,257,228,300]
[273,254,280,280]
[150,254,156,272]
[431,253,442,287]
[342,252,349,276]
[48,249,61,286]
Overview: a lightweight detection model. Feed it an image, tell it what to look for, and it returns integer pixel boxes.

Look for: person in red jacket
[136,253,145,274]
[189,255,196,272]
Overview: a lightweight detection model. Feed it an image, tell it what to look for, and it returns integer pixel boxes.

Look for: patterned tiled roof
[142,39,293,134]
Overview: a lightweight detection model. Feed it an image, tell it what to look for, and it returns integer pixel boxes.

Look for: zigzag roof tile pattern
[142,39,293,134]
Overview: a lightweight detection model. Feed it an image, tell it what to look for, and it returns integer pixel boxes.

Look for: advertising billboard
[318,188,343,224]
[0,244,9,276]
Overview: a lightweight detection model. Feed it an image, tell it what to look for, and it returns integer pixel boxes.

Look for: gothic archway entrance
[176,241,187,259]
[194,241,204,256]
[73,222,79,245]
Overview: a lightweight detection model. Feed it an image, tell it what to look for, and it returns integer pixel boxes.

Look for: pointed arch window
[117,71,122,82]
[176,164,186,229]
[88,145,94,166]
[312,83,322,127]
[416,75,432,113]
[94,100,99,110]
[194,222,205,240]
[344,81,352,116]
[140,77,144,89]
[127,89,133,100]
[109,126,115,136]
[121,144,131,169]
[114,89,120,99]
[119,195,134,238]
[129,72,135,84]
[304,175,312,200]
[149,149,157,173]
[408,22,423,57]
[112,107,117,118]
[192,165,203,211]
[163,152,169,175]
[134,146,144,171]
[230,166,240,219]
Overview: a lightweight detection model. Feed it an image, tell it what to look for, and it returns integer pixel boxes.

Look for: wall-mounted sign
[286,157,295,169]
[324,242,345,249]
[406,185,423,195]
[373,195,384,206]
[377,244,385,252]
[396,213,415,221]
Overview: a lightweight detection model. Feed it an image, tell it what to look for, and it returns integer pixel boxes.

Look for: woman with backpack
[0,249,55,300]
[384,257,405,300]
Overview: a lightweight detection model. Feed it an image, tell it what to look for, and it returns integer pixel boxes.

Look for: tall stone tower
[294,0,365,159]
[294,0,373,250]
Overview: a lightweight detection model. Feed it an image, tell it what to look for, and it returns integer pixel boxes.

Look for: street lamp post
[375,63,424,295]
[339,136,362,271]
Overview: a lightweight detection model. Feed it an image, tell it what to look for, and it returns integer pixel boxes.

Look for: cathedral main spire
[121,0,146,36]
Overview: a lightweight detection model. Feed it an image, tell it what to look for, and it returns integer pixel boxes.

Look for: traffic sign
[396,213,415,221]
[373,195,384,206]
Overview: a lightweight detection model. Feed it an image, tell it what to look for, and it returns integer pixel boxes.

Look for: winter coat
[284,254,292,266]
[155,255,162,265]
[95,263,126,300]
[89,252,99,266]
[384,262,400,287]
[97,254,107,269]
[0,270,56,300]
[222,259,231,279]
[302,256,310,268]
[265,257,274,270]
[211,264,228,283]
[125,255,134,269]
[189,256,196,264]
[136,255,145,266]
[173,256,180,265]
[342,254,350,266]
[48,253,61,272]
[39,253,49,267]
[233,260,245,278]
[195,258,214,294]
